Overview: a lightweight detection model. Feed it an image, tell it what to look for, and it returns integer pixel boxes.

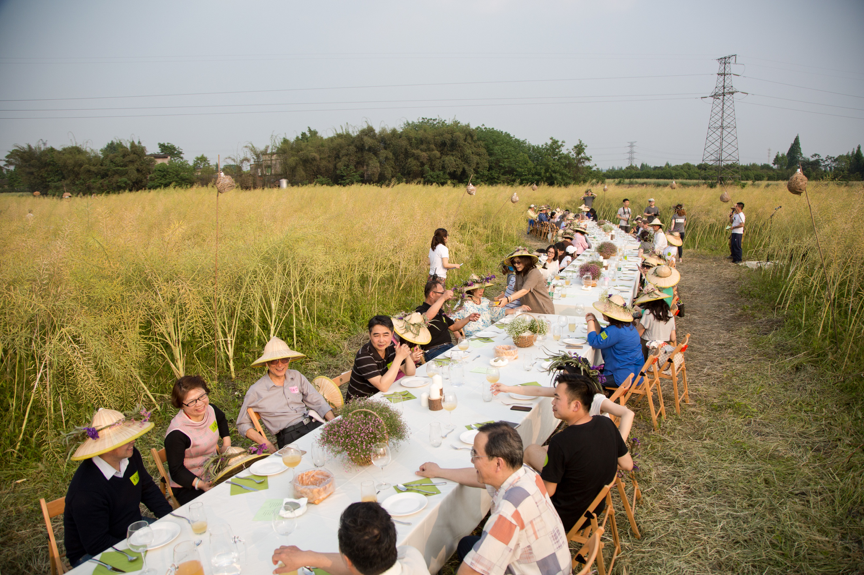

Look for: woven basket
[719,190,731,203]
[216,173,236,194]
[514,333,535,348]
[787,171,807,195]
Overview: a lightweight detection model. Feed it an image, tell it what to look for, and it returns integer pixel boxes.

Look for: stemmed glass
[442,390,458,432]
[370,443,392,491]
[127,520,155,575]
[551,324,562,343]
[278,445,302,481]
[557,315,568,329]
[272,503,297,539]
[486,367,500,385]
[457,337,470,352]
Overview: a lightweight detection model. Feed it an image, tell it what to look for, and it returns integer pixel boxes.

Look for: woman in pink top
[571,224,591,255]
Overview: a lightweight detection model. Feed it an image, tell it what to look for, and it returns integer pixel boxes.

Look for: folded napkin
[253,498,286,521]
[470,367,492,374]
[383,391,417,402]
[474,337,495,343]
[470,341,491,349]
[230,474,269,495]
[392,478,441,497]
[94,551,143,574]
[519,382,540,387]
[465,420,495,430]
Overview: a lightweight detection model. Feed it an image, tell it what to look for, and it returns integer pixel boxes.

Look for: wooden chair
[574,526,604,575]
[311,376,345,409]
[602,382,642,539]
[247,408,271,444]
[39,497,67,575]
[649,333,691,415]
[619,351,666,431]
[567,481,620,575]
[150,448,180,509]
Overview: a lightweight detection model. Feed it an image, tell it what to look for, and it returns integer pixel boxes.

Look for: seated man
[64,408,173,567]
[416,422,571,575]
[416,279,479,362]
[272,501,429,575]
[237,337,335,451]
[524,374,633,533]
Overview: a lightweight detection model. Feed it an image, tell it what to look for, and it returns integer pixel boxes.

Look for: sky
[0,0,862,170]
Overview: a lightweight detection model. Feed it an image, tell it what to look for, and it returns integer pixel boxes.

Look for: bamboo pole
[802,180,837,346]
[214,155,220,381]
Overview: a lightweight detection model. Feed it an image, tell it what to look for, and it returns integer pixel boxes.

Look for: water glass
[171,541,204,575]
[522,349,534,371]
[311,442,326,467]
[360,480,377,502]
[482,384,493,402]
[272,504,296,538]
[370,443,392,490]
[440,363,451,385]
[430,421,442,447]
[451,362,464,387]
[209,523,245,575]
[188,502,207,535]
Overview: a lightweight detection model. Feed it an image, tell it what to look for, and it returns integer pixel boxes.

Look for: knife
[227,480,257,491]
[88,558,128,573]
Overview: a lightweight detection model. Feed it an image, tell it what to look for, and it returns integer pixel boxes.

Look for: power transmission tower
[702,55,746,183]
[627,142,637,166]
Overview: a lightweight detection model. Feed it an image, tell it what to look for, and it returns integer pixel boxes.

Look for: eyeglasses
[269,358,291,365]
[432,290,445,296]
[183,391,209,407]
[470,450,493,462]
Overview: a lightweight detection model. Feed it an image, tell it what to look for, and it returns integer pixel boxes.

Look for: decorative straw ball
[531,183,538,191]
[466,183,476,195]
[216,172,236,194]
[787,169,807,195]
[603,184,608,191]
[33,191,40,197]
[62,192,72,199]
[719,190,731,203]
[510,193,519,204]
[670,180,677,190]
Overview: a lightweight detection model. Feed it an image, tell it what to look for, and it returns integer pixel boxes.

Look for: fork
[111,546,137,562]
[236,474,265,484]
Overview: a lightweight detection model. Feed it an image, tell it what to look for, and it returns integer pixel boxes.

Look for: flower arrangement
[578,260,603,280]
[602,223,615,233]
[503,315,549,341]
[318,398,409,467]
[62,406,152,444]
[541,352,602,380]
[445,274,496,313]
[393,310,430,340]
[597,241,618,259]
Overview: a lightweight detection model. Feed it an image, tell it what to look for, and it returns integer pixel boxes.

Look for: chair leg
[615,476,641,539]
[653,374,666,421]
[670,364,681,415]
[681,363,690,404]
[645,383,659,431]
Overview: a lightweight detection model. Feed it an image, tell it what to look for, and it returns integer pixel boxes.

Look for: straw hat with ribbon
[392,311,432,345]
[203,446,270,485]
[645,265,681,288]
[647,217,664,228]
[459,273,496,292]
[642,253,666,267]
[70,408,154,461]
[592,293,634,323]
[251,336,306,367]
[504,248,539,265]
[574,223,588,234]
[665,232,683,246]
[634,285,668,305]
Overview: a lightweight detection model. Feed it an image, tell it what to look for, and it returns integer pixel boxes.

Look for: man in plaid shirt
[416,422,571,575]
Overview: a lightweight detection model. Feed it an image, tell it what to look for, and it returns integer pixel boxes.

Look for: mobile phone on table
[510,405,532,412]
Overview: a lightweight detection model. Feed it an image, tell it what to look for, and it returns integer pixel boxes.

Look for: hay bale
[466,183,476,195]
[510,192,519,204]
[670,180,677,190]
[719,191,731,203]
[787,170,807,195]
[216,172,236,194]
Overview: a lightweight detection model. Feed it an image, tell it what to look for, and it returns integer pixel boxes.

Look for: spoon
[450,445,471,451]
[111,546,137,562]
[236,474,266,484]
[170,512,192,525]
[395,484,435,494]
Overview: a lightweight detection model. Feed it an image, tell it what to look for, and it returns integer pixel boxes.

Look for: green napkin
[94,550,142,574]
[392,478,441,497]
[519,382,541,387]
[474,337,495,343]
[470,367,491,374]
[253,498,287,521]
[470,341,490,349]
[230,474,269,495]
[434,357,454,365]
[383,390,417,402]
[465,420,494,430]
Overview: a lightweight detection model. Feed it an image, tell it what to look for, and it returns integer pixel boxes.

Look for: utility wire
[740,76,864,100]
[737,101,864,121]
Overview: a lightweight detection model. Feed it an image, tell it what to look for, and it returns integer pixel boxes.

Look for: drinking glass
[278,445,302,481]
[127,521,155,575]
[583,274,592,287]
[451,361,464,387]
[440,363,452,386]
[311,442,326,467]
[429,421,442,447]
[564,275,571,286]
[391,391,403,415]
[486,367,500,384]
[426,361,440,378]
[209,523,245,575]
[457,337,470,352]
[188,502,207,535]
[271,503,297,538]
[442,390,458,432]
[482,384,493,402]
[171,541,204,575]
[522,349,535,371]
[360,480,378,502]
[370,443,392,490]
[551,324,561,342]
[557,315,568,328]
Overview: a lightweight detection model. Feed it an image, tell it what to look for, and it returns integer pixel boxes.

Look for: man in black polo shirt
[416,279,479,362]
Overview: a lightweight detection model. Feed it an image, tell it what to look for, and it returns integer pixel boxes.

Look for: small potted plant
[597,241,618,259]
[578,260,603,281]
[503,315,549,348]
[318,398,409,467]
[602,223,615,234]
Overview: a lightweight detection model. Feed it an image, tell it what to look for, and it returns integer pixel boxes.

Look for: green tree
[148,158,196,189]
[192,155,210,170]
[158,142,184,160]
[475,126,534,184]
[786,135,803,169]
[100,140,154,192]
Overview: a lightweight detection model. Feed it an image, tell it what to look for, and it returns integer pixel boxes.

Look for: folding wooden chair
[567,481,620,575]
[574,526,604,575]
[247,408,270,443]
[150,448,179,509]
[650,333,691,415]
[602,382,642,539]
[619,351,666,431]
[39,497,67,575]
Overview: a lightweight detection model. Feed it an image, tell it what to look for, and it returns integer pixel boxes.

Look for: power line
[740,76,864,100]
[737,101,864,121]
[749,93,864,112]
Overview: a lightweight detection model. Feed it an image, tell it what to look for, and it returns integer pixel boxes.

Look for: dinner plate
[460,430,479,445]
[381,492,428,516]
[148,522,181,550]
[509,392,534,400]
[474,331,497,338]
[563,339,586,345]
[248,458,288,476]
[399,376,430,388]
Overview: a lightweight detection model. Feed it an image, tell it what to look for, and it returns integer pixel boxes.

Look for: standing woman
[428,228,462,282]
[671,205,687,261]
[165,375,232,505]
[539,245,560,283]
[494,249,555,315]
[347,315,420,401]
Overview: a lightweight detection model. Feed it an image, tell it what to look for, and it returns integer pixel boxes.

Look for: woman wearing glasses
[164,375,232,505]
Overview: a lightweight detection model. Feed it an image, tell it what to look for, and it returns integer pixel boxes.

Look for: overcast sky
[1,0,861,170]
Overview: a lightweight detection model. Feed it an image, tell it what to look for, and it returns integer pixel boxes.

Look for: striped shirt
[347,341,396,401]
[464,466,571,575]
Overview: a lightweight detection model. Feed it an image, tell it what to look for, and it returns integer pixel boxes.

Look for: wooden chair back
[247,408,269,444]
[566,481,620,575]
[621,350,666,430]
[39,497,67,575]
[574,526,604,575]
[332,370,351,386]
[650,333,691,414]
[150,448,179,509]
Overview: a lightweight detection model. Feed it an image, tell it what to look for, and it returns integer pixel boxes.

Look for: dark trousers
[458,535,482,563]
[276,419,323,448]
[619,225,630,234]
[424,343,453,363]
[677,231,685,258]
[730,233,743,263]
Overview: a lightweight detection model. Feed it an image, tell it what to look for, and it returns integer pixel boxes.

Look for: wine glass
[127,521,155,575]
[426,361,440,378]
[551,324,562,342]
[457,337,470,352]
[278,445,302,481]
[370,443,392,490]
[272,503,297,538]
[442,390,458,432]
[486,367,500,384]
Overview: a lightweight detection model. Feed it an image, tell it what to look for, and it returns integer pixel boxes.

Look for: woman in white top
[428,228,461,280]
[538,245,559,283]
[648,218,667,254]
[635,288,677,361]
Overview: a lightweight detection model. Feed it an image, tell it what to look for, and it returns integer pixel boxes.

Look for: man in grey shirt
[237,337,335,451]
[582,189,596,209]
[643,198,660,218]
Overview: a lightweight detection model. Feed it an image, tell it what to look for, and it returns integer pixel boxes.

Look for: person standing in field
[671,204,687,262]
[428,228,462,282]
[617,199,632,233]
[730,202,746,263]
[582,189,596,210]
[643,198,660,219]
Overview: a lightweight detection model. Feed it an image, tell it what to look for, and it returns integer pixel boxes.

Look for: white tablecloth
[68,314,594,575]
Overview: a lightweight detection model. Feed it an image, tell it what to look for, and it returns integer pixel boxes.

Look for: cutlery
[88,558,128,573]
[236,475,266,484]
[170,512,192,525]
[406,481,446,486]
[395,484,435,494]
[111,546,137,562]
[450,445,471,451]
[442,427,455,437]
[227,480,256,492]
[471,354,480,362]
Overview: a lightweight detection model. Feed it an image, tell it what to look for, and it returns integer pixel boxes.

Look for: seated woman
[494,248,555,315]
[347,315,419,401]
[585,294,644,388]
[634,287,677,360]
[452,274,529,338]
[645,264,680,308]
[538,245,559,283]
[165,375,232,505]
[559,244,576,269]
[571,223,591,255]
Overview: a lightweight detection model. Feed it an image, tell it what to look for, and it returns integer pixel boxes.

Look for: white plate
[563,339,585,345]
[460,430,479,445]
[399,376,430,388]
[248,458,288,476]
[381,492,428,517]
[148,522,181,550]
[509,392,534,400]
[474,331,497,338]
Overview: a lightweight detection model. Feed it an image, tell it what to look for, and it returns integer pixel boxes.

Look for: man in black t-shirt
[523,374,632,533]
[416,280,479,362]
[643,198,660,219]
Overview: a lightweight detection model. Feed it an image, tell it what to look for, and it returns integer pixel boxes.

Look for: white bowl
[490,357,509,367]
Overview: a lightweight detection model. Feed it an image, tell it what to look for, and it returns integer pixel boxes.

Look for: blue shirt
[587,324,644,387]
[538,213,549,222]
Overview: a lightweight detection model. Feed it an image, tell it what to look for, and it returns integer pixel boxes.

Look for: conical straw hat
[665,232,683,246]
[251,337,305,367]
[311,376,345,409]
[645,265,680,288]
[71,409,154,461]
[647,218,664,227]
[642,254,665,267]
[505,248,539,264]
[209,446,269,485]
[592,294,633,323]
[634,286,668,305]
[392,312,432,345]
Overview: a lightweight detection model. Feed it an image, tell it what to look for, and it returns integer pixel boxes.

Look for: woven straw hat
[592,294,633,323]
[634,286,668,305]
[642,254,665,267]
[392,312,432,345]
[645,265,680,288]
[648,218,664,228]
[210,446,269,485]
[574,223,588,234]
[461,274,495,292]
[251,337,305,367]
[562,232,574,240]
[71,409,154,461]
[579,204,590,212]
[665,232,683,246]
[505,248,539,265]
